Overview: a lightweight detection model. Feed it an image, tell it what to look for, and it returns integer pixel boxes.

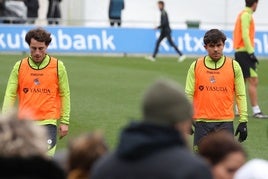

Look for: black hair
[246,0,258,7]
[203,29,226,45]
[158,1,164,6]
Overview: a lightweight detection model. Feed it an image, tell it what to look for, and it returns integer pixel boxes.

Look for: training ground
[0,54,267,159]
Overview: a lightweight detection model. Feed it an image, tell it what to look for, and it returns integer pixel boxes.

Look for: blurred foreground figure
[91,79,212,179]
[0,112,65,179]
[234,159,268,179]
[67,132,108,179]
[198,131,246,179]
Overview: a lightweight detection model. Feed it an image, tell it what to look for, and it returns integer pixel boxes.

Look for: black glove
[249,53,259,64]
[235,122,248,142]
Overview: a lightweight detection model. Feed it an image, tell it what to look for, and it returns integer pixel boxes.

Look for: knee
[248,78,258,87]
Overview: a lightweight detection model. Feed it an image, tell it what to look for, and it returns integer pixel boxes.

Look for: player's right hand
[58,123,69,139]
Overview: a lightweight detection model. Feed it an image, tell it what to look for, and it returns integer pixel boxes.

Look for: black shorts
[193,121,234,147]
[234,51,257,78]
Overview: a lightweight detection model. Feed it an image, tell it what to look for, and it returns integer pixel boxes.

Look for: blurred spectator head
[142,79,193,137]
[198,131,246,179]
[0,111,65,178]
[0,111,47,158]
[234,159,268,179]
[67,131,108,179]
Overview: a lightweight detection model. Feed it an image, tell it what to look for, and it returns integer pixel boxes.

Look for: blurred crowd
[0,0,125,26]
[0,79,267,179]
[0,0,62,24]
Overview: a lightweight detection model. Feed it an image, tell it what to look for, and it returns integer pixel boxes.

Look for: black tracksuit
[91,122,212,179]
[153,9,183,58]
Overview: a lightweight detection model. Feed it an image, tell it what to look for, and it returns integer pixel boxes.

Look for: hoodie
[92,121,212,179]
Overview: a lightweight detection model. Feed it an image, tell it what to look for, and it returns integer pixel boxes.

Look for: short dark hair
[158,1,164,6]
[246,0,258,7]
[25,28,52,46]
[198,131,246,166]
[203,29,226,45]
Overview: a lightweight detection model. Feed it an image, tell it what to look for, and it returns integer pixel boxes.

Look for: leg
[118,21,121,26]
[234,52,265,117]
[246,67,267,118]
[117,17,122,26]
[166,33,183,56]
[47,0,53,24]
[110,20,115,26]
[44,124,57,157]
[54,2,61,25]
[152,33,166,58]
[247,77,259,107]
[193,122,210,152]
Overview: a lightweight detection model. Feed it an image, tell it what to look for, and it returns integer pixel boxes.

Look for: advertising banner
[0,25,268,56]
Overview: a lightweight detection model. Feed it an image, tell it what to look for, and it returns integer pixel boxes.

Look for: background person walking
[145,1,185,62]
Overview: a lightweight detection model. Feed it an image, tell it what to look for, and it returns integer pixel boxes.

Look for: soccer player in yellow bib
[185,29,248,151]
[2,28,71,156]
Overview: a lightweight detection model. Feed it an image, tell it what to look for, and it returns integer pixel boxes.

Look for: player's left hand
[235,122,247,142]
[59,123,69,139]
[249,53,259,64]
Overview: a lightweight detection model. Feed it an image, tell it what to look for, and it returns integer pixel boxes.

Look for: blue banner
[0,25,268,56]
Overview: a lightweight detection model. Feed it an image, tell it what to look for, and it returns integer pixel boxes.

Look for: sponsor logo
[209,76,216,83]
[22,88,51,94]
[23,88,29,93]
[198,85,228,92]
[199,85,204,91]
[205,86,228,92]
[34,78,40,85]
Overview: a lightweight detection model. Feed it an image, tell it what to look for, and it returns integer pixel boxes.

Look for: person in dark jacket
[108,0,124,26]
[0,0,5,18]
[91,79,213,179]
[47,0,61,25]
[146,1,186,62]
[24,0,39,24]
[0,156,66,179]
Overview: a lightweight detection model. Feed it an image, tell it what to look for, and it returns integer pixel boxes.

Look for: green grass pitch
[0,54,267,159]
